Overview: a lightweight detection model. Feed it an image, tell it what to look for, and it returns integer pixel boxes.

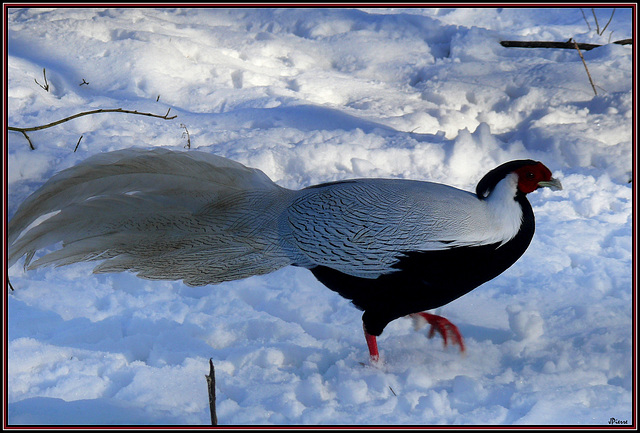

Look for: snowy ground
[5,7,635,426]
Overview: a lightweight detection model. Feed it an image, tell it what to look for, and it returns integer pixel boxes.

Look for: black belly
[309,208,535,336]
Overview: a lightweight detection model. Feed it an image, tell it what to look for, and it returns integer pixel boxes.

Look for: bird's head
[476,160,563,199]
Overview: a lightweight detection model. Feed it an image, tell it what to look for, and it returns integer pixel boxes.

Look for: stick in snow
[500,38,631,51]
[206,359,218,426]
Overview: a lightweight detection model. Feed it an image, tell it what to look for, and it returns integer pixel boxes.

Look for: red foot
[410,312,465,352]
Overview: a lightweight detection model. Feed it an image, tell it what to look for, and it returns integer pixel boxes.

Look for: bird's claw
[410,312,465,352]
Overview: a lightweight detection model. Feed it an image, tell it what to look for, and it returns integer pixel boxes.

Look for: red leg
[410,312,465,352]
[363,324,380,363]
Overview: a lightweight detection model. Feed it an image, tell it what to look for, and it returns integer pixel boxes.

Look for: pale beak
[538,177,563,191]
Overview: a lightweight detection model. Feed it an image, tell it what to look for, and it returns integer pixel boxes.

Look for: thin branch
[9,108,177,133]
[79,78,89,86]
[12,129,35,150]
[73,135,84,152]
[205,359,218,426]
[7,277,15,292]
[571,38,598,96]
[580,8,592,31]
[8,108,177,149]
[500,38,631,51]
[592,8,601,35]
[600,8,616,35]
[34,68,49,92]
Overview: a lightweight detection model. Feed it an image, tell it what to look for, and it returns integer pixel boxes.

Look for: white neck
[484,172,524,246]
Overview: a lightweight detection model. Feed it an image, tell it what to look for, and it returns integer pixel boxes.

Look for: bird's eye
[526,172,535,180]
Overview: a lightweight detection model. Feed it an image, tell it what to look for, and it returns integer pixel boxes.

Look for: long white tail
[8,148,296,286]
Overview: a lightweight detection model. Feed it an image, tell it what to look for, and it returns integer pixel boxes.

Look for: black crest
[475,159,538,199]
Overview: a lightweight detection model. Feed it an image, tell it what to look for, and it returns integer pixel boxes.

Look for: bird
[8,148,562,363]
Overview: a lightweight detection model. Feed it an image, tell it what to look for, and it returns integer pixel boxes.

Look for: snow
[5,7,634,426]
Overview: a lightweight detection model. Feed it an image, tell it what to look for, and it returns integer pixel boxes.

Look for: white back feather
[284,177,522,279]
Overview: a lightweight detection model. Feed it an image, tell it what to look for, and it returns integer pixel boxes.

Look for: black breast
[309,193,535,336]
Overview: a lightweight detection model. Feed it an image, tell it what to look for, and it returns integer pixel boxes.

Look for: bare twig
[35,68,49,92]
[7,277,15,292]
[500,38,631,51]
[580,8,592,31]
[592,8,601,34]
[571,38,598,96]
[205,359,218,426]
[74,135,84,152]
[13,129,35,150]
[592,8,616,36]
[599,8,616,35]
[8,107,177,149]
[10,108,177,132]
[79,78,89,86]
[180,123,191,149]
